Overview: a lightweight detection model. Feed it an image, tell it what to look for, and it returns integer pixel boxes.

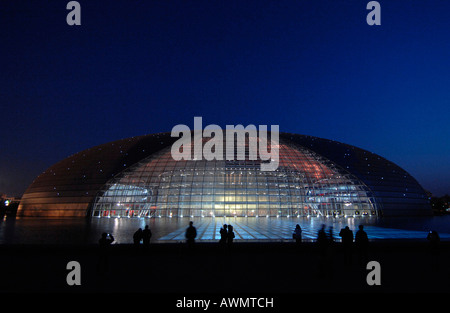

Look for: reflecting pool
[1,215,450,245]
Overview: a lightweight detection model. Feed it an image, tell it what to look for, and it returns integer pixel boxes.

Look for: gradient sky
[1,0,449,197]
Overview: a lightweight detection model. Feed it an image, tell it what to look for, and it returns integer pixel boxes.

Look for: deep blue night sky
[1,0,449,197]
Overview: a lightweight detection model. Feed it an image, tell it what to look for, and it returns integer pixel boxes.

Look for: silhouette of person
[142,225,152,248]
[185,221,197,248]
[227,224,235,247]
[355,225,369,265]
[317,224,328,255]
[293,224,302,245]
[339,226,353,264]
[133,228,143,245]
[328,226,334,245]
[317,224,331,277]
[427,230,440,255]
[99,232,114,246]
[98,232,114,274]
[220,224,228,245]
[427,230,440,246]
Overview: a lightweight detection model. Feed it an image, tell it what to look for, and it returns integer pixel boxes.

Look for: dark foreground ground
[0,240,449,309]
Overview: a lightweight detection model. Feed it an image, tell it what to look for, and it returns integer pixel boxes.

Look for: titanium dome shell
[17,132,431,217]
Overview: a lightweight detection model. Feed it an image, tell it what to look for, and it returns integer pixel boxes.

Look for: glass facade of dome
[92,137,377,218]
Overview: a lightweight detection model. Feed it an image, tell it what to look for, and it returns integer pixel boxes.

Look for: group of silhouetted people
[133,225,153,248]
[96,221,444,280]
[98,222,372,256]
[314,224,370,266]
[182,221,236,249]
[100,221,238,250]
[339,224,370,264]
[219,224,235,247]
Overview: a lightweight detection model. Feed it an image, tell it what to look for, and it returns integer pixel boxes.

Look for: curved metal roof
[18,132,431,217]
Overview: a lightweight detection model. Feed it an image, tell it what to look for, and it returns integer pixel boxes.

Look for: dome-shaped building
[17,132,431,217]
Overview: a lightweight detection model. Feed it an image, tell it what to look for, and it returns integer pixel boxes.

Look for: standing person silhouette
[142,225,152,248]
[293,224,302,246]
[98,232,114,275]
[427,230,440,268]
[339,226,353,264]
[328,226,334,245]
[355,225,369,265]
[316,224,331,277]
[317,224,328,252]
[219,224,228,246]
[185,221,197,249]
[227,224,235,248]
